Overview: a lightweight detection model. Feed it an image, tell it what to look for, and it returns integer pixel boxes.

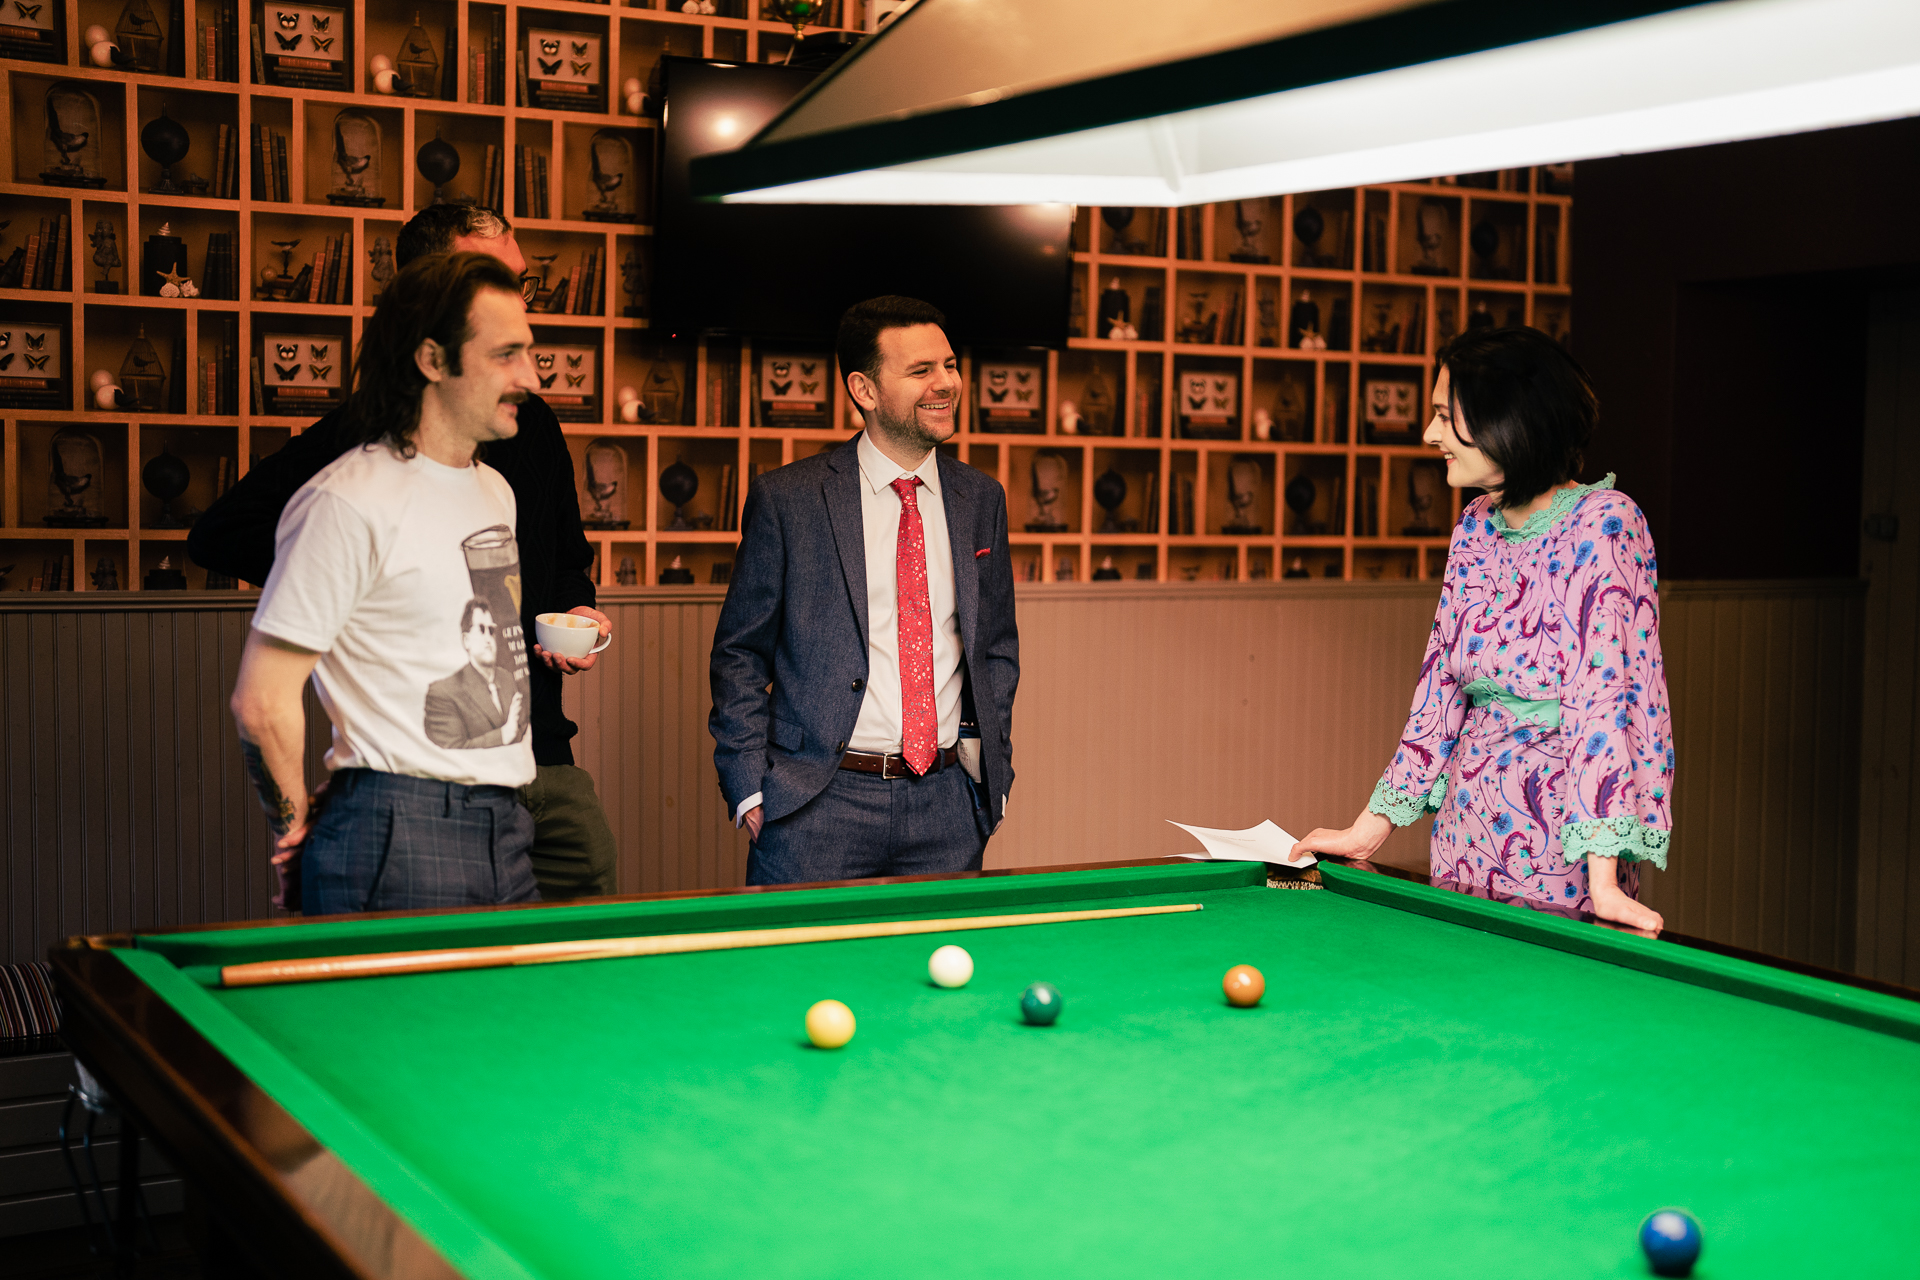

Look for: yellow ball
[805,999,855,1049]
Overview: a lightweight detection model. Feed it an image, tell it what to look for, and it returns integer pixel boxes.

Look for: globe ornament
[1470,218,1501,262]
[416,132,463,204]
[142,448,190,510]
[141,107,190,195]
[1094,467,1129,532]
[659,458,700,531]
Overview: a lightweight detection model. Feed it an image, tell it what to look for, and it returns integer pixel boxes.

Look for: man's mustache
[500,390,529,405]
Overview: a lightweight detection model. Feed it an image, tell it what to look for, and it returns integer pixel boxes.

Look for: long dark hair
[1436,327,1597,509]
[341,251,522,457]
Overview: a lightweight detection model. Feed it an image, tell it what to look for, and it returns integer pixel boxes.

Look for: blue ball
[1638,1209,1701,1277]
[1020,981,1063,1026]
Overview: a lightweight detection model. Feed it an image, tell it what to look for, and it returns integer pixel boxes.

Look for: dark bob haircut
[836,295,947,384]
[1436,326,1598,509]
[342,250,523,457]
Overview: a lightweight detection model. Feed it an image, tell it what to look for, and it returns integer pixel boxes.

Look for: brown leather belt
[839,745,960,779]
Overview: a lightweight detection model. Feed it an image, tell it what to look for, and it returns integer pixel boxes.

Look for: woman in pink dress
[1294,328,1671,931]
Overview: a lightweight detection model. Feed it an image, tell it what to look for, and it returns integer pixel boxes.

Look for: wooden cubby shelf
[2,1,1569,591]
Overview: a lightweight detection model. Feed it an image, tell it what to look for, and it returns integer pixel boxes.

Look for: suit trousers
[746,763,987,886]
[301,768,541,916]
[519,763,618,898]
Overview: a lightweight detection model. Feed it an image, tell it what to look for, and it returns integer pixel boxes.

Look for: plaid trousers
[301,768,540,917]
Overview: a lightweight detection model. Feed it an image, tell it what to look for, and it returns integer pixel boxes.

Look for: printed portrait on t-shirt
[424,597,529,749]
[420,523,532,750]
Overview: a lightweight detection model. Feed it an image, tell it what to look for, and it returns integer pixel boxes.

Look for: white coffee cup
[534,612,610,659]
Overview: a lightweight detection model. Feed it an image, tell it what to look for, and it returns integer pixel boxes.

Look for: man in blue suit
[710,296,1019,885]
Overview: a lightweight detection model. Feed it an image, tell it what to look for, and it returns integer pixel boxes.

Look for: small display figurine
[88,220,121,293]
[41,82,108,188]
[1222,457,1263,534]
[1025,451,1069,533]
[582,439,630,529]
[396,13,439,97]
[582,131,634,221]
[367,236,396,298]
[45,427,110,527]
[1229,199,1270,263]
[327,109,386,206]
[1410,199,1451,275]
[615,556,637,586]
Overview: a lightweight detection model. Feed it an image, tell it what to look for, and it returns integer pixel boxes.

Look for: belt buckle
[882,753,905,780]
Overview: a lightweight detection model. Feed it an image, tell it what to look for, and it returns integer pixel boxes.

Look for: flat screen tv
[654,57,1072,347]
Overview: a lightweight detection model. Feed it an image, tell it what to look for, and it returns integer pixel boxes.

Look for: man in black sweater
[190,205,619,899]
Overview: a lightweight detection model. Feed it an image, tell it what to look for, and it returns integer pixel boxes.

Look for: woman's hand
[1291,810,1394,863]
[1587,855,1664,933]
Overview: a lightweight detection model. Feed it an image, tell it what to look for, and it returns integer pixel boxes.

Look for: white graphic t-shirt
[252,442,536,788]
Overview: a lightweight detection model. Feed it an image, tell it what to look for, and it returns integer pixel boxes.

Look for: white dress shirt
[732,431,964,825]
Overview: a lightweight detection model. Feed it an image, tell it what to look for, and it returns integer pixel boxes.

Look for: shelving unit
[0,2,1571,591]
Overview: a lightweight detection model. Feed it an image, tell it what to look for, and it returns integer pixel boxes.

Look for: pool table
[51,858,1920,1280]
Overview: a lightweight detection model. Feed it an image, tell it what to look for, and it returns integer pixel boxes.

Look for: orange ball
[1223,964,1265,1008]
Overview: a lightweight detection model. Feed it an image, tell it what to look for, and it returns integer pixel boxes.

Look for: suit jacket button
[851,679,865,692]
[835,741,846,753]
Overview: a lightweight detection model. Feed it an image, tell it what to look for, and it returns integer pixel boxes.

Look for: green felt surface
[126,867,1920,1279]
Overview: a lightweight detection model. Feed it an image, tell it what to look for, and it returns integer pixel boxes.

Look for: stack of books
[296,232,354,305]
[201,232,239,300]
[479,145,507,214]
[535,246,602,315]
[251,124,292,201]
[7,215,73,291]
[468,10,506,105]
[210,123,241,198]
[514,145,550,219]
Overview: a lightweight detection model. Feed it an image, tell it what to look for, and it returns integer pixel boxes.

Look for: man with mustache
[227,251,547,915]
[195,206,618,907]
[710,296,1020,884]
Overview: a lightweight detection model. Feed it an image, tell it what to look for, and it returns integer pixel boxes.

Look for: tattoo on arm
[241,739,296,835]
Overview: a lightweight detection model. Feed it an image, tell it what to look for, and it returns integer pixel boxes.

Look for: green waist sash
[1463,678,1560,729]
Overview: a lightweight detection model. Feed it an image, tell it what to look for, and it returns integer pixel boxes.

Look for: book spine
[223,317,237,415]
[250,355,262,415]
[469,43,482,102]
[23,225,43,293]
[251,22,265,84]
[516,49,528,109]
[274,130,289,201]
[493,9,504,105]
[250,123,266,199]
[340,228,352,304]
[442,24,458,101]
[565,252,583,314]
[535,153,548,218]
[54,214,70,292]
[589,248,602,316]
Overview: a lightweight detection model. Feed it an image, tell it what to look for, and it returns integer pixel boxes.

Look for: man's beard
[872,397,954,455]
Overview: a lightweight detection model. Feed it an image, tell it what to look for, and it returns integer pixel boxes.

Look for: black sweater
[187,397,598,766]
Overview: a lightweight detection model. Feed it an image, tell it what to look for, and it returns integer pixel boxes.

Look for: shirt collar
[856,430,942,498]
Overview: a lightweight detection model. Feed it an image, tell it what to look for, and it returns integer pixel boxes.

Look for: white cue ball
[89,40,119,67]
[373,68,401,94]
[369,54,393,73]
[84,25,110,45]
[620,399,642,423]
[622,77,643,97]
[616,384,639,405]
[94,384,124,410]
[929,944,973,989]
[90,368,116,390]
[625,91,645,116]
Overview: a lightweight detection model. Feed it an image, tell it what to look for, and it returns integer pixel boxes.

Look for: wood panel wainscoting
[0,580,1884,981]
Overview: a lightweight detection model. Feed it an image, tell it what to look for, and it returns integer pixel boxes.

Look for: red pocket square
[975,548,992,559]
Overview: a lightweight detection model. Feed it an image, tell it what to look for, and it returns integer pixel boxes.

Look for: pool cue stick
[220,903,1205,988]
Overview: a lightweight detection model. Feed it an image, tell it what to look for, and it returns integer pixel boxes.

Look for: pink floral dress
[1368,475,1673,909]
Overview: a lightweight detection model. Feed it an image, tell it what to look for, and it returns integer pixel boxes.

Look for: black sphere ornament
[416,133,462,204]
[1292,205,1324,247]
[1284,474,1318,532]
[1094,467,1128,532]
[141,107,190,195]
[660,457,700,530]
[142,448,192,527]
[1470,219,1501,261]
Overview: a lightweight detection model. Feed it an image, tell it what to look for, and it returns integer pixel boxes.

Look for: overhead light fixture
[692,0,1920,205]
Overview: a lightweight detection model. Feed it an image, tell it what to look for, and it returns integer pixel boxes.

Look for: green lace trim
[1491,472,1616,543]
[1561,815,1671,869]
[1367,774,1447,828]
[1462,678,1560,728]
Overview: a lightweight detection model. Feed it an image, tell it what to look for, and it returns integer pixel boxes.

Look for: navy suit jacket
[709,434,1019,828]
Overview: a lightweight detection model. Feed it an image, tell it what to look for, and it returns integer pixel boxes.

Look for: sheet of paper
[1167,819,1316,869]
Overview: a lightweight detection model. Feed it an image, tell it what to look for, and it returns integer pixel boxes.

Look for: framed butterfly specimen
[973,362,1046,434]
[527,29,603,111]
[759,350,831,429]
[259,4,348,90]
[0,321,65,409]
[527,344,597,420]
[261,332,344,415]
[0,0,61,64]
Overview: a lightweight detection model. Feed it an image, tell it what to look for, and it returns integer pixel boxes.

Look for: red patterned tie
[890,476,937,775]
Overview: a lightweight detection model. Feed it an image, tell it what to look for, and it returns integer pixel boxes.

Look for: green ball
[1020,981,1063,1026]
